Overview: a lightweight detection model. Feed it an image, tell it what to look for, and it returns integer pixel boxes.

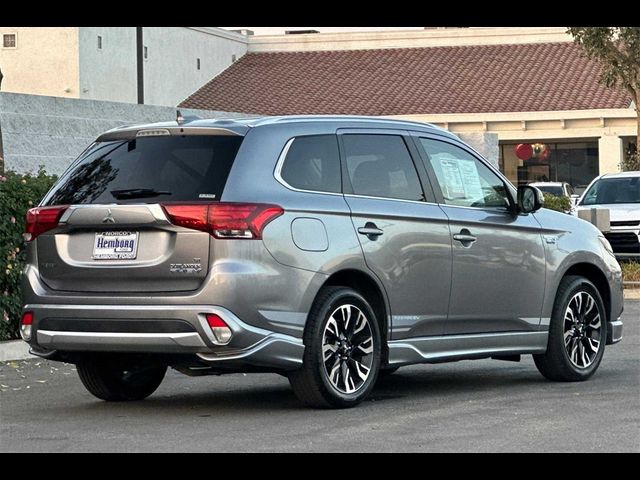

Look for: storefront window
[500,141,599,192]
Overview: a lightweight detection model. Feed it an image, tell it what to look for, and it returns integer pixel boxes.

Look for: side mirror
[517,185,544,214]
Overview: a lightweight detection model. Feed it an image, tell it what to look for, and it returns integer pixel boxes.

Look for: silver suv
[20,116,624,408]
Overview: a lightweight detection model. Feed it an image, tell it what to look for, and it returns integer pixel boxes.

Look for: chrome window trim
[343,193,437,207]
[437,202,513,214]
[273,137,344,197]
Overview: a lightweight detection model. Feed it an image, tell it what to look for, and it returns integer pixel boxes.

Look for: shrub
[621,152,640,172]
[0,169,57,341]
[621,261,640,283]
[542,193,572,213]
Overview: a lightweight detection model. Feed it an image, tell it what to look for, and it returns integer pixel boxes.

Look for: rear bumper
[24,303,304,370]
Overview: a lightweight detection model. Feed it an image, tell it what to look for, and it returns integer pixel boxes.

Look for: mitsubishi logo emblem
[102,209,116,224]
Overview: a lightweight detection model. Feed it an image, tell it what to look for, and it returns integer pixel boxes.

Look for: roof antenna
[176,110,185,125]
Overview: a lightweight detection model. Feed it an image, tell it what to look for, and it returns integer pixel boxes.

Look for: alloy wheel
[322,304,374,394]
[563,291,602,369]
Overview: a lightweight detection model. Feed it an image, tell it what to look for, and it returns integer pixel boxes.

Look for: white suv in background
[576,172,640,259]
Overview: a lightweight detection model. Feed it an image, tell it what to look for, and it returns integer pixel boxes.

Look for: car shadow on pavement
[53,364,552,414]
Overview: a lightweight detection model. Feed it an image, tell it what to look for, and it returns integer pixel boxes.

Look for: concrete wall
[458,132,500,167]
[1,27,247,107]
[78,27,138,103]
[143,27,248,106]
[0,92,248,175]
[78,27,248,106]
[0,27,79,98]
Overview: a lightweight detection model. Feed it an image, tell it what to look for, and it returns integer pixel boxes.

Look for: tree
[568,27,640,170]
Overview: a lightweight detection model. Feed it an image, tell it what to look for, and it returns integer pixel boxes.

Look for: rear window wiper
[110,188,172,199]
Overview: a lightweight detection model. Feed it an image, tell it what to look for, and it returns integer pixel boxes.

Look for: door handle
[358,222,383,240]
[453,229,477,246]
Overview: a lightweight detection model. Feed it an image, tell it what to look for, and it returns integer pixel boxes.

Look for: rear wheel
[534,276,606,382]
[288,287,381,408]
[77,355,167,401]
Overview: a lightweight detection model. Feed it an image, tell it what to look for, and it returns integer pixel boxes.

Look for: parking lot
[1,299,638,453]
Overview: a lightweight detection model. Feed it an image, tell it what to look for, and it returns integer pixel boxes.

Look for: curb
[0,340,35,362]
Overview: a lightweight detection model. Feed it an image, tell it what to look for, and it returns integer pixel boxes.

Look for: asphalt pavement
[1,300,638,452]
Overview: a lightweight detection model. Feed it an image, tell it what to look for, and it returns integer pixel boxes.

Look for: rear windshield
[580,177,640,206]
[43,135,243,205]
[535,185,563,196]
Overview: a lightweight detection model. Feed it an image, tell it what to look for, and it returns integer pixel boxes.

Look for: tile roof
[179,42,631,115]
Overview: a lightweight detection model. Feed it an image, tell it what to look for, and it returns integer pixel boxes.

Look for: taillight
[24,205,69,242]
[205,313,232,344]
[20,312,34,342]
[162,203,283,239]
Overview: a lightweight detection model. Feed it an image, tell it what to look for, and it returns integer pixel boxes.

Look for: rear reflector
[24,205,69,242]
[205,313,232,344]
[162,202,283,240]
[20,312,34,342]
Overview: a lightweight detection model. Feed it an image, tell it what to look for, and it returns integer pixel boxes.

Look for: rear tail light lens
[205,314,232,344]
[24,205,69,241]
[20,312,34,342]
[162,203,283,240]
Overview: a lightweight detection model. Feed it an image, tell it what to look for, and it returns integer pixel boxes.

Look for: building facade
[0,27,248,106]
[180,27,637,191]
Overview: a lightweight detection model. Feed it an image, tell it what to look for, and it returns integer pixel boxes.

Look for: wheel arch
[561,263,611,323]
[318,268,391,363]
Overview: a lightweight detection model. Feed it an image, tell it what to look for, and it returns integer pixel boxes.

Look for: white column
[598,134,623,174]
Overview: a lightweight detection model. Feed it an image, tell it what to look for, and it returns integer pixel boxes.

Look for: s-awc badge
[170,259,202,274]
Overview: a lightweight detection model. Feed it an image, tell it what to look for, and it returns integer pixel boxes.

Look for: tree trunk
[636,103,640,152]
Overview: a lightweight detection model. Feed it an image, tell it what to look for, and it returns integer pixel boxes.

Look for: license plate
[92,231,139,260]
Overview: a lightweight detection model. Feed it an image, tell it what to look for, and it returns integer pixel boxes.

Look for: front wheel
[288,287,382,408]
[77,355,167,401]
[534,276,607,382]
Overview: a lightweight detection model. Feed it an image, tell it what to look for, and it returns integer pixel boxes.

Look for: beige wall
[391,109,637,176]
[248,27,572,52]
[0,27,79,98]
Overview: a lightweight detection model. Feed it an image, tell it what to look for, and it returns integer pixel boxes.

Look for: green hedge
[542,193,572,213]
[1,169,58,341]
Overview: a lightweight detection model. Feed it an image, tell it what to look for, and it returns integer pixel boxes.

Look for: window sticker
[457,159,484,202]
[438,158,466,200]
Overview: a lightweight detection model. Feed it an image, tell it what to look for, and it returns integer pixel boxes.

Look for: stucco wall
[143,27,248,107]
[77,27,247,106]
[0,27,79,98]
[0,92,249,175]
[458,132,500,167]
[78,27,138,103]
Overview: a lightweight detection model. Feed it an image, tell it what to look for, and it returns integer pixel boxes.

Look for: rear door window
[280,135,341,193]
[43,135,243,205]
[342,134,424,202]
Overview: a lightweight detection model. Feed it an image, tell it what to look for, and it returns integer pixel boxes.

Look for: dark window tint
[581,177,640,205]
[280,135,341,193]
[43,135,243,205]
[419,138,510,209]
[343,134,423,201]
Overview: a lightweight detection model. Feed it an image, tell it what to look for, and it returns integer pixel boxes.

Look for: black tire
[77,356,167,401]
[288,286,382,408]
[534,275,607,382]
